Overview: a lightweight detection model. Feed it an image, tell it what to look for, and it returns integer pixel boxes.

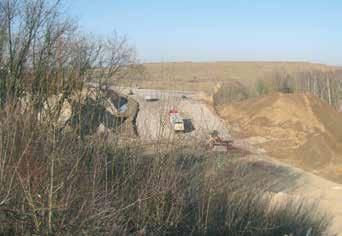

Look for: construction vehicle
[208,130,233,152]
[169,109,185,132]
[144,94,159,102]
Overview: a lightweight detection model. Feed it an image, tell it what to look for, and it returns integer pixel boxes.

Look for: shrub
[0,1,332,235]
[213,81,250,106]
[0,108,331,235]
[255,79,271,96]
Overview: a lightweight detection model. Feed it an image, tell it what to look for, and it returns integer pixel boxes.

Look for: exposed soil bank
[217,92,342,183]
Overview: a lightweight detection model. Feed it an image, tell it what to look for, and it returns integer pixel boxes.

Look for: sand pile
[217,92,342,183]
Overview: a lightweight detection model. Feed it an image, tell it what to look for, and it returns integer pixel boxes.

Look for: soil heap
[217,92,342,183]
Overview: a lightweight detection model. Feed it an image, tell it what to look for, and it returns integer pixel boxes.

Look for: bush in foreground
[0,0,331,234]
[0,107,331,235]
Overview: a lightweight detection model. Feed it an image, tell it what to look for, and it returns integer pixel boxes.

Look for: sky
[64,0,342,65]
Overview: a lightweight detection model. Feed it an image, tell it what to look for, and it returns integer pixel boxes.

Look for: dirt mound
[217,92,342,183]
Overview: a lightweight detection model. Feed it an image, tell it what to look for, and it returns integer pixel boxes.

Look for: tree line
[0,0,135,110]
[256,69,342,109]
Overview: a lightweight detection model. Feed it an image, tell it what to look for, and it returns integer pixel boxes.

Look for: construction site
[108,83,342,234]
[2,0,342,235]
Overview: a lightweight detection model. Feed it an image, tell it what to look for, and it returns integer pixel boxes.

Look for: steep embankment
[217,93,342,183]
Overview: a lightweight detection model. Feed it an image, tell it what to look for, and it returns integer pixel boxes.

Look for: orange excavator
[208,130,233,152]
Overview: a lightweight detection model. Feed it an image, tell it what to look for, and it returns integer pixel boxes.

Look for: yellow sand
[218,92,342,183]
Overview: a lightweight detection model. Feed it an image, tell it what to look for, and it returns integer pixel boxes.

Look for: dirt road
[116,87,231,142]
[255,154,342,235]
[114,86,342,235]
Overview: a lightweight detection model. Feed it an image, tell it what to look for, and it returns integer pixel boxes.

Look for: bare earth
[218,92,342,184]
[115,87,342,235]
[117,87,231,142]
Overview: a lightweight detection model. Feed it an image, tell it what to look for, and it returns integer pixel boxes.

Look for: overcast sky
[64,0,342,65]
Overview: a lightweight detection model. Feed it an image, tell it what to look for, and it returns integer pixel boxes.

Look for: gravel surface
[115,87,231,142]
[113,86,342,235]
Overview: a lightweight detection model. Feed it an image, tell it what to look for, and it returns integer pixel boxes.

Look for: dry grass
[0,106,331,235]
[0,1,333,234]
[117,61,337,93]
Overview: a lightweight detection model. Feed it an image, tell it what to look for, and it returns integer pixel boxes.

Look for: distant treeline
[214,69,342,109]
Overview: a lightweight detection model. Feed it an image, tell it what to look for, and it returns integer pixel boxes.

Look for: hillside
[118,61,338,92]
[217,92,342,183]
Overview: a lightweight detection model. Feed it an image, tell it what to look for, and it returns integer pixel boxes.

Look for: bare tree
[267,68,341,109]
[0,0,138,234]
[0,0,136,112]
[270,69,295,93]
[0,0,68,103]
